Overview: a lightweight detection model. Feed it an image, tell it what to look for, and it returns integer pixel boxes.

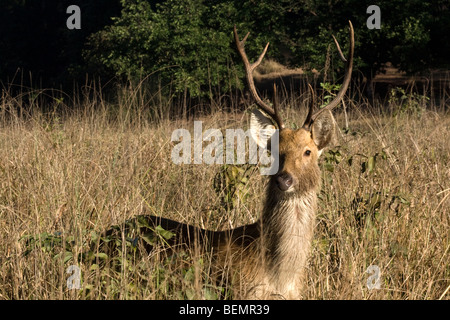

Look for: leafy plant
[360,151,387,174]
[322,148,343,173]
[84,0,240,97]
[213,164,253,212]
[21,232,73,260]
[320,82,342,108]
[388,87,429,116]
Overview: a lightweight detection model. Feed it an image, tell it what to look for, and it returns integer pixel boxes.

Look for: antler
[233,26,285,129]
[303,20,354,129]
[302,84,315,129]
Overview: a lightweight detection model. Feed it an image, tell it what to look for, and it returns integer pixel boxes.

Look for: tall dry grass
[0,83,448,300]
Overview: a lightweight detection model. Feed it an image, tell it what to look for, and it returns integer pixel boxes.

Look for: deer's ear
[250,109,276,149]
[311,110,335,152]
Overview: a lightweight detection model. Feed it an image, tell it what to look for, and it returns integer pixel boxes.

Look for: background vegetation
[1,0,450,98]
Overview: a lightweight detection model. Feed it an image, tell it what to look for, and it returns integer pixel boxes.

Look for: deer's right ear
[250,109,277,149]
[311,110,335,152]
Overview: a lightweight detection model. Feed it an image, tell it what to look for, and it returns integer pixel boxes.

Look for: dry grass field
[0,84,448,300]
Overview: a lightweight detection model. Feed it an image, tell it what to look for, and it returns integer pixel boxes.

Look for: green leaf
[63,251,73,263]
[53,251,73,263]
[204,287,218,300]
[136,216,152,229]
[155,225,175,240]
[324,163,334,172]
[184,266,195,283]
[185,288,196,300]
[95,253,108,260]
[141,233,156,246]
[90,230,98,242]
[90,264,99,271]
[368,156,376,173]
[334,152,342,164]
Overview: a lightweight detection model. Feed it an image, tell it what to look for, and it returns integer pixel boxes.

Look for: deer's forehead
[279,129,315,151]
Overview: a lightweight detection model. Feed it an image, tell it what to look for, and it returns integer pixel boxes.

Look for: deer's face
[275,128,320,193]
[251,109,335,195]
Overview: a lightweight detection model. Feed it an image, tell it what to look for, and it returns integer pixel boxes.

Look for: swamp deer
[101,21,354,299]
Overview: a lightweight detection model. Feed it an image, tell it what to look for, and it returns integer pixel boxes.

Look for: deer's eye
[304,150,311,156]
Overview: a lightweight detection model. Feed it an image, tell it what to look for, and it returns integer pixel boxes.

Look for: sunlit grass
[0,84,448,299]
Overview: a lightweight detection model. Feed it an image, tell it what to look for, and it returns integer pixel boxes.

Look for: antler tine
[233,25,284,129]
[273,83,280,117]
[332,35,347,63]
[302,84,315,129]
[308,20,354,125]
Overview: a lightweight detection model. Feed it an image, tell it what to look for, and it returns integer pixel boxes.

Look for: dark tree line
[1,0,449,97]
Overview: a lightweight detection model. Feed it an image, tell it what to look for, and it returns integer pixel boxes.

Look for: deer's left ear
[311,111,335,154]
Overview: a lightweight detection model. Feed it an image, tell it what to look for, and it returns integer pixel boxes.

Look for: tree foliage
[84,0,238,97]
[1,0,449,96]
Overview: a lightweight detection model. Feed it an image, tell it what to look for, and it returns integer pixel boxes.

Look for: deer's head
[234,21,354,195]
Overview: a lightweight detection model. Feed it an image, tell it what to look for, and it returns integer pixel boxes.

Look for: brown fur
[100,19,353,295]
[107,125,331,299]
[123,22,353,299]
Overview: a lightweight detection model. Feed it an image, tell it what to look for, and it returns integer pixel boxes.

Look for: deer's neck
[259,188,317,291]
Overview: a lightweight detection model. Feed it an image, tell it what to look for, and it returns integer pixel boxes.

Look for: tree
[84,0,242,97]
[285,0,450,77]
[2,0,448,99]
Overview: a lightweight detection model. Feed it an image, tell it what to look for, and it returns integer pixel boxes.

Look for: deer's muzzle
[276,173,294,192]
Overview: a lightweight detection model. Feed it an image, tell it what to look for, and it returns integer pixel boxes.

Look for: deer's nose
[276,173,293,191]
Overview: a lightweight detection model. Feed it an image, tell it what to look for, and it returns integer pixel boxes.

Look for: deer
[98,21,354,299]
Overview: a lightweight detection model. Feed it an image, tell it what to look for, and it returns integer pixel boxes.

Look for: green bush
[84,0,242,97]
[82,0,450,99]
